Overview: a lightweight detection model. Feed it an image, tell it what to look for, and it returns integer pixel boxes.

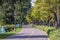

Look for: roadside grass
[34,25,60,40]
[49,28,60,40]
[0,27,22,39]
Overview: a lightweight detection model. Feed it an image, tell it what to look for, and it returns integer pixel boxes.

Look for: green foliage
[49,29,60,40]
[0,22,4,26]
[28,0,54,24]
[27,0,60,26]
[4,25,15,32]
[35,25,60,40]
[35,25,55,33]
[0,27,22,39]
[26,16,30,22]
[0,0,31,24]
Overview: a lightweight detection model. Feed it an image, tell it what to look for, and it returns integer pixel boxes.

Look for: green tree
[30,0,60,27]
[0,0,31,25]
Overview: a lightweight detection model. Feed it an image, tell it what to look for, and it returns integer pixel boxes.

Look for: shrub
[35,25,60,40]
[4,25,15,32]
[49,29,60,40]
[0,22,4,27]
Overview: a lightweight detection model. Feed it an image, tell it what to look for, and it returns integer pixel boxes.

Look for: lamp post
[14,7,16,31]
[14,10,16,31]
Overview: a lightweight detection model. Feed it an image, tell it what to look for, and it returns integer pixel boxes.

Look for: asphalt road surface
[2,25,48,40]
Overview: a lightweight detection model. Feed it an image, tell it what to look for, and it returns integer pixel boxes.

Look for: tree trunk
[50,10,58,28]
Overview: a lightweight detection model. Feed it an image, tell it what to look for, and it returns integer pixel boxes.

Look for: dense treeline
[0,0,60,28]
[27,0,60,28]
[0,0,31,25]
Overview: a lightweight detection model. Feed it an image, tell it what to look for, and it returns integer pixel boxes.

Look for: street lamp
[14,10,16,31]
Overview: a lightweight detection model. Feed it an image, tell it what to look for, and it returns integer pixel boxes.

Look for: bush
[5,25,15,32]
[35,25,55,33]
[0,27,22,39]
[35,25,60,40]
[49,29,60,40]
[0,22,4,26]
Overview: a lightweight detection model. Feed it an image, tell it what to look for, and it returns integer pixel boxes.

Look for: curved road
[2,25,48,40]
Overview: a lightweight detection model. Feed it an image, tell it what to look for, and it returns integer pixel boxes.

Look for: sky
[31,0,35,6]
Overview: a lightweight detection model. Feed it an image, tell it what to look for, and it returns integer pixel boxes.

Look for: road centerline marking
[26,29,34,40]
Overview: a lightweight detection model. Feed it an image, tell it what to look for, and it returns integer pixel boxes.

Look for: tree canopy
[0,0,31,25]
[27,0,60,27]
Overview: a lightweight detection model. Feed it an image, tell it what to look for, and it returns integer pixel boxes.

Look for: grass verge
[34,25,60,40]
[0,27,22,39]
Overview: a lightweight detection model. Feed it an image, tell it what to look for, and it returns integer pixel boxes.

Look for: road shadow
[4,35,48,39]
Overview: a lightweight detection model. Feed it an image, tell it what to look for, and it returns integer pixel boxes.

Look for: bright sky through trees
[31,0,35,6]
